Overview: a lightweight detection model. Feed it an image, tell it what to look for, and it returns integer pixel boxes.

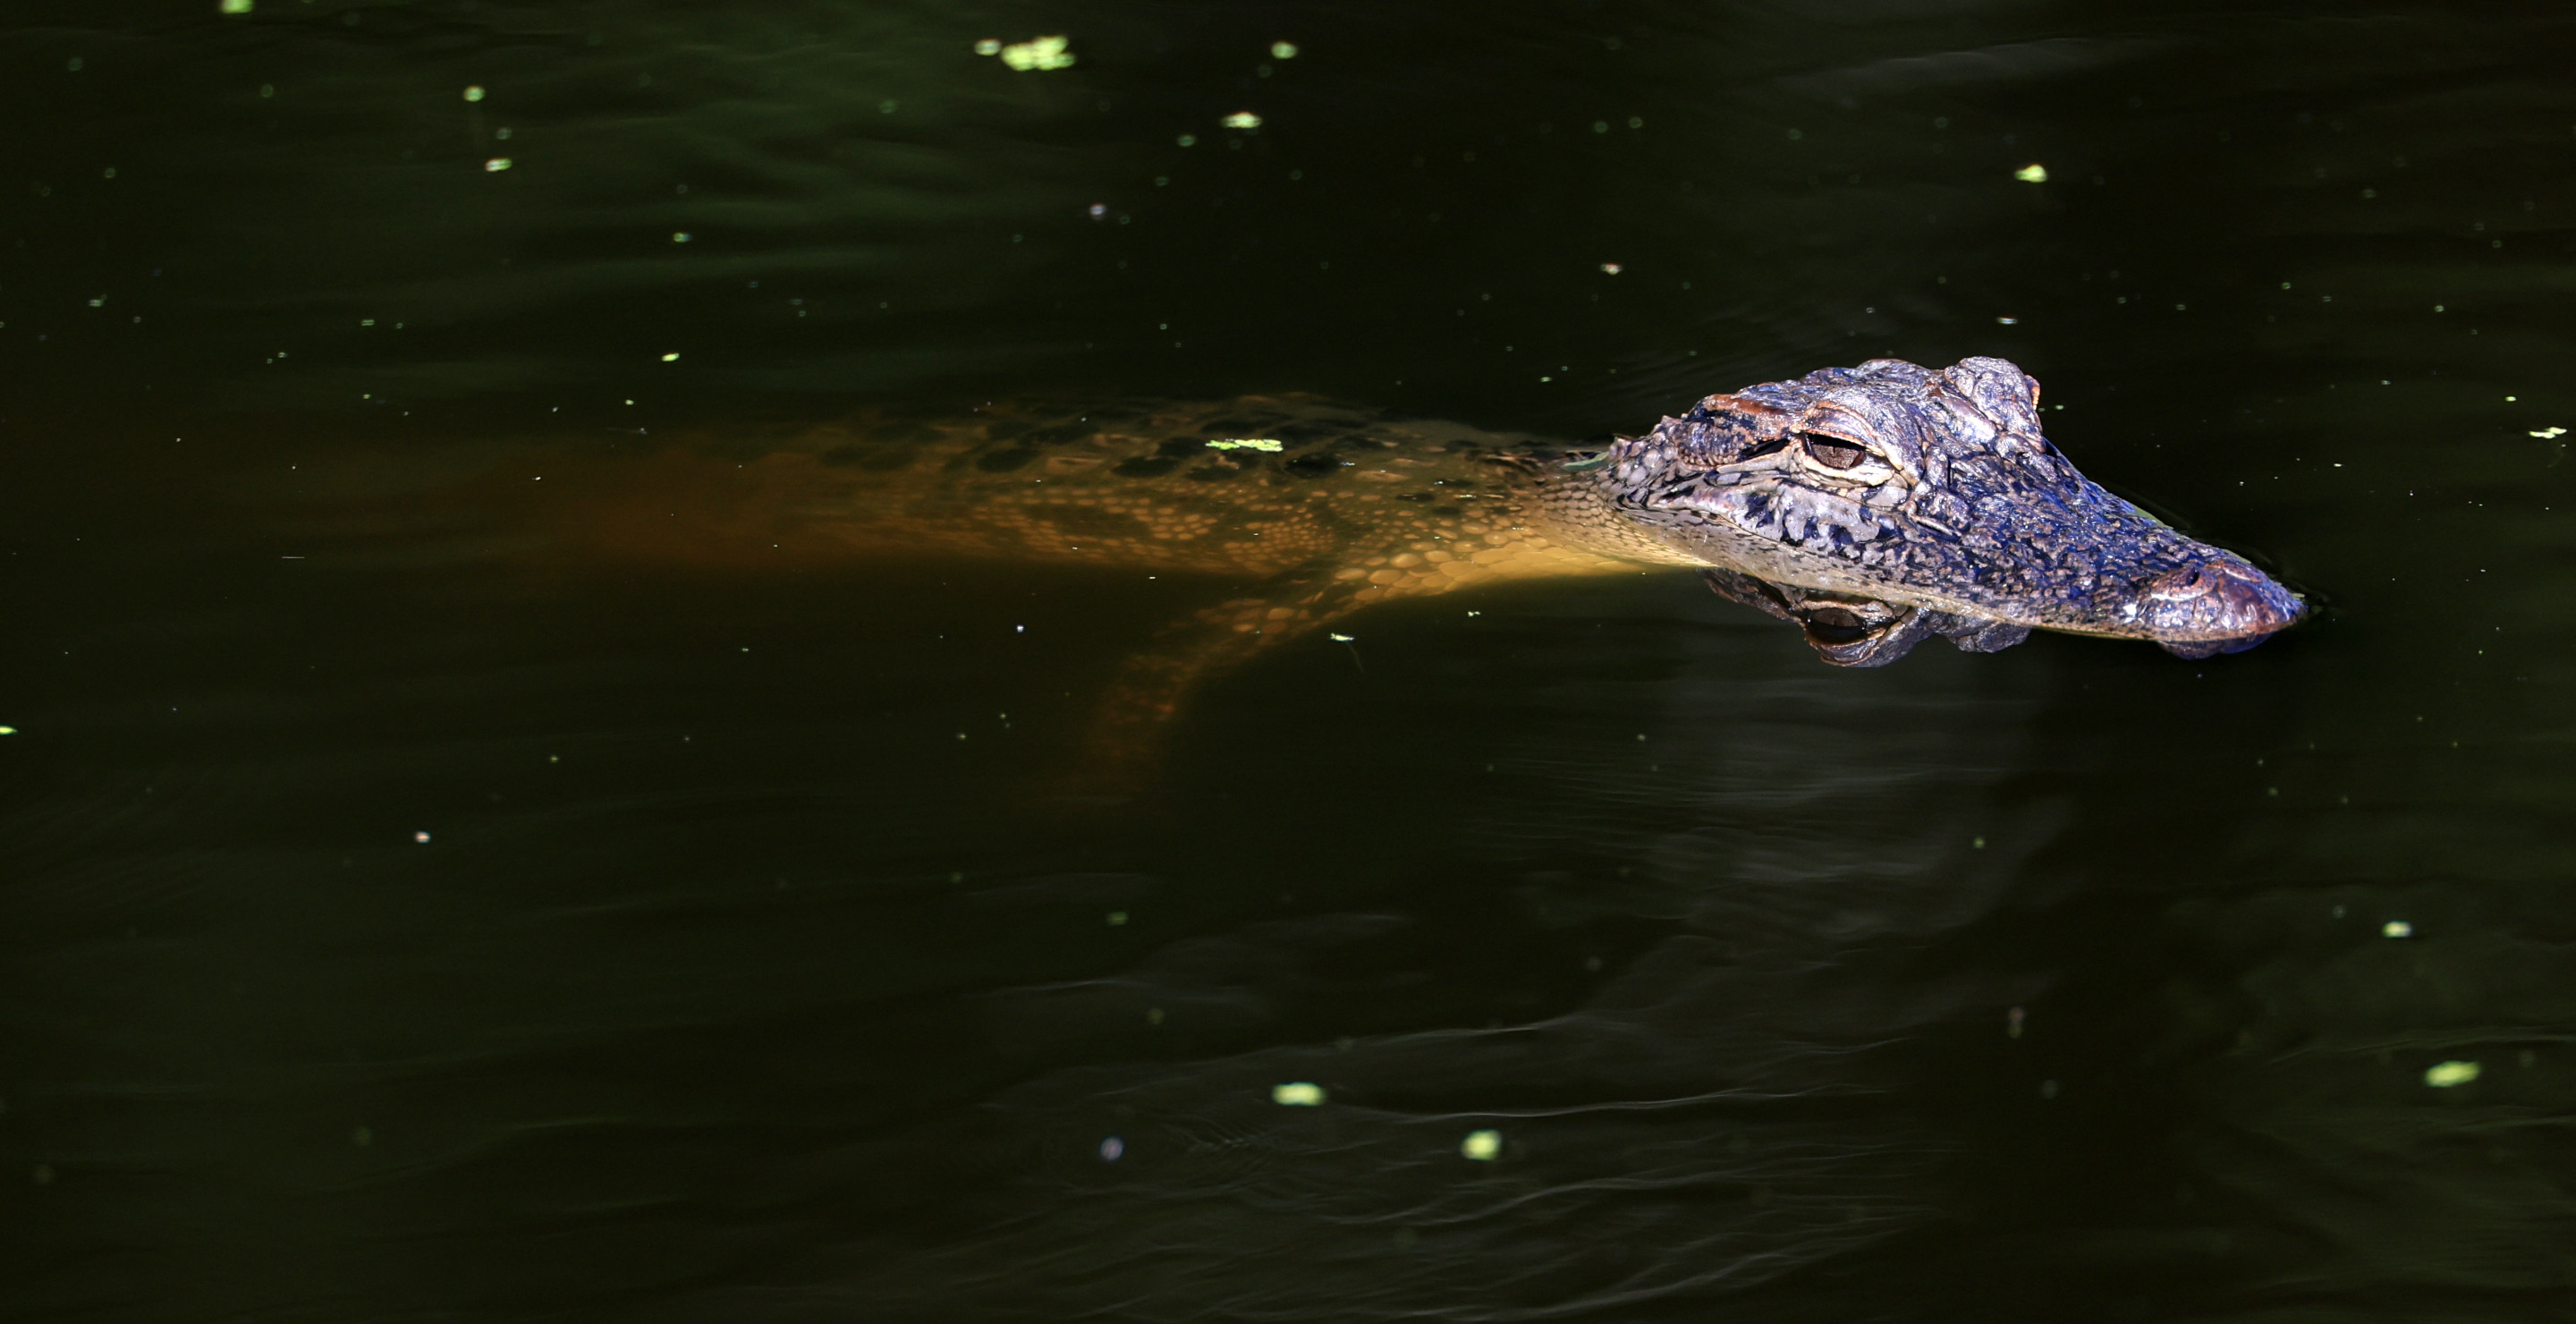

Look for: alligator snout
[2137,556,2305,658]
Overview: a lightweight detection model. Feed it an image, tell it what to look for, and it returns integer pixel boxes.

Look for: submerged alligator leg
[1081,572,1376,777]
[1084,539,1657,778]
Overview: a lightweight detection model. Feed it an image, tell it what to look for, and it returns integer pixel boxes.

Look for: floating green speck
[1272,1082,1326,1106]
[2425,1060,2480,1088]
[1271,41,1300,59]
[1001,35,1075,71]
[2013,164,2048,183]
[1205,437,1282,452]
[1461,1129,1501,1160]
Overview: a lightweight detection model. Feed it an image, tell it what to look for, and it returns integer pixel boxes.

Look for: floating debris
[220,0,252,13]
[2530,427,2566,439]
[2382,921,2414,938]
[659,352,681,361]
[1272,1082,1326,1106]
[1223,111,1263,130]
[484,157,512,173]
[1328,633,1355,642]
[1271,41,1300,59]
[1461,1129,1502,1160]
[1205,437,1282,451]
[999,36,1075,72]
[973,38,1003,56]
[1106,910,1128,926]
[2013,163,2049,183]
[462,84,485,102]
[1996,316,2020,325]
[1600,262,1623,275]
[2424,1060,2480,1088]
[0,726,17,735]
[413,830,432,844]
[1088,203,1107,219]
[1099,1135,1124,1160]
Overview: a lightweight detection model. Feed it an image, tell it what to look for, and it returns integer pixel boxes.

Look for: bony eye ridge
[1801,434,1869,471]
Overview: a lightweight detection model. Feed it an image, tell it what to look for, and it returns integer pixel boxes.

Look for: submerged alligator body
[572,355,2300,746]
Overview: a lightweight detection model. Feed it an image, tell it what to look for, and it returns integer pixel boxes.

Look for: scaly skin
[538,358,2300,764]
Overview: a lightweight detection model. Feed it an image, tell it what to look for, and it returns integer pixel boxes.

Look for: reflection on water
[865,644,2041,1320]
[5,2,2576,1320]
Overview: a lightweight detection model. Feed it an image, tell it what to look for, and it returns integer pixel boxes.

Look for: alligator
[555,355,2301,746]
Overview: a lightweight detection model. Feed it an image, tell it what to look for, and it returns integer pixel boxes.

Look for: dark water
[7,3,2574,1320]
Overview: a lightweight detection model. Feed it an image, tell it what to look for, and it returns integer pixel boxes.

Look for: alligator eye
[1802,435,1868,470]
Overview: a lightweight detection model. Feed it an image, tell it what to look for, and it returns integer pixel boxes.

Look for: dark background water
[6,2,2574,1320]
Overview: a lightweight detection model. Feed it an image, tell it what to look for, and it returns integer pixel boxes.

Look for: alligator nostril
[2140,556,2304,652]
[2147,565,2218,600]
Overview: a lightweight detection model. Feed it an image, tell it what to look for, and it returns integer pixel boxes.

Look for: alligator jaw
[1704,560,2296,664]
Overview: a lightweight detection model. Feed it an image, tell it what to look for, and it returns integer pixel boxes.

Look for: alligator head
[1597,356,2303,666]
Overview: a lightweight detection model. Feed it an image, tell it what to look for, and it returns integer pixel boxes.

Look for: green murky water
[5,3,2572,1320]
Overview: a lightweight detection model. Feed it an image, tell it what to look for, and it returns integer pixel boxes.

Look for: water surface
[5,3,2573,1320]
